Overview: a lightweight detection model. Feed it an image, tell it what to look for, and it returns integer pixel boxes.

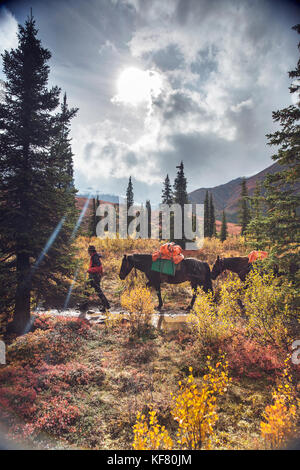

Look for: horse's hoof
[185,305,192,311]
[155,306,163,312]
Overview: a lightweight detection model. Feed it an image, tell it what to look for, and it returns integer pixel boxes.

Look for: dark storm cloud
[153,89,205,120]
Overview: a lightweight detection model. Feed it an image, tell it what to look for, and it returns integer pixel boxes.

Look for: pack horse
[119,253,213,311]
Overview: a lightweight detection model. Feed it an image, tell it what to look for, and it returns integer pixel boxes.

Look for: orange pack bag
[152,242,184,264]
[248,250,268,263]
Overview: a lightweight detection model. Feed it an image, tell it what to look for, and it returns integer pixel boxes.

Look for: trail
[33,308,191,330]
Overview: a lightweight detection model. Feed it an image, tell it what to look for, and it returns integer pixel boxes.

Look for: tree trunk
[12,252,31,335]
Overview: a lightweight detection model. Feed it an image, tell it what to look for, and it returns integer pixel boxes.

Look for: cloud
[2,0,298,204]
[0,7,18,55]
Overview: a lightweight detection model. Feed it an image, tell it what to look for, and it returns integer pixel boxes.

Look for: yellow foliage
[132,357,231,451]
[261,360,299,448]
[188,289,234,345]
[121,284,155,335]
[171,359,230,450]
[133,408,173,450]
[243,269,296,348]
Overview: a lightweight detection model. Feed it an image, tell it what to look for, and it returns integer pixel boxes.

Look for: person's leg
[90,274,110,310]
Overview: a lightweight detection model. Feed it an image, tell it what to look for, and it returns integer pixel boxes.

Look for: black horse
[211,255,252,282]
[119,254,213,310]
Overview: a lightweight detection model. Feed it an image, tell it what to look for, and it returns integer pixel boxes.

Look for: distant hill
[188,162,281,223]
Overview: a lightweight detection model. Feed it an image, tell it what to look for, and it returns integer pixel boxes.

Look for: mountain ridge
[188,162,281,223]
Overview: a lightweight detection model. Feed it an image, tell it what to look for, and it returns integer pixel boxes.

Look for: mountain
[188,162,281,223]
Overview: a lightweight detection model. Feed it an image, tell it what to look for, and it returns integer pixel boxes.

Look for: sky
[0,0,299,204]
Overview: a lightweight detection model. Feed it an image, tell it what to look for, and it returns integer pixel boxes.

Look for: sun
[115,67,162,106]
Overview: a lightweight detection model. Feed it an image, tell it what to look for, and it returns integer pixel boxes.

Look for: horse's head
[211,256,224,280]
[119,254,134,280]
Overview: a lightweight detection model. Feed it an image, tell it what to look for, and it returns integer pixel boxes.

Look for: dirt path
[34,308,191,331]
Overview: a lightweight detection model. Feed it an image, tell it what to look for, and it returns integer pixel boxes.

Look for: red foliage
[221,332,284,380]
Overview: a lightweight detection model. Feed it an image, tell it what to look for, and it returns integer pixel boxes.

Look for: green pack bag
[151,259,175,276]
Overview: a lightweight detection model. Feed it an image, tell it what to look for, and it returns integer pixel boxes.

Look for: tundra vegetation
[0,236,299,450]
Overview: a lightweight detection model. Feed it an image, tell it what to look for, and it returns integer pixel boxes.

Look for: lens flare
[71,193,92,239]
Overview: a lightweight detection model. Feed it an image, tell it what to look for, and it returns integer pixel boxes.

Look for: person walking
[79,245,110,313]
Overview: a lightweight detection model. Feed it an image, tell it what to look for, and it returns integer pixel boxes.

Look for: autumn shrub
[217,272,244,320]
[31,395,81,436]
[36,362,105,390]
[132,356,231,450]
[133,407,173,450]
[8,316,92,367]
[121,285,155,336]
[260,360,299,448]
[222,236,246,254]
[171,359,230,450]
[188,289,234,347]
[0,365,38,422]
[222,330,284,379]
[242,269,298,349]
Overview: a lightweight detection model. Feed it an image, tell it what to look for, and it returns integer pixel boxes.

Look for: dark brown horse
[119,254,213,310]
[211,255,252,282]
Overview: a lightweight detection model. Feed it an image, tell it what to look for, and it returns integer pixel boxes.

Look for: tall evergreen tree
[126,176,134,209]
[246,182,269,249]
[146,199,151,239]
[263,24,300,280]
[0,13,78,333]
[89,198,97,237]
[204,190,210,238]
[209,193,216,237]
[162,174,173,206]
[126,176,134,233]
[238,178,251,235]
[220,210,228,242]
[173,161,189,248]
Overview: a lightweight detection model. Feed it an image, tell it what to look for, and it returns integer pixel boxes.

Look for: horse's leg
[155,284,163,311]
[186,282,197,311]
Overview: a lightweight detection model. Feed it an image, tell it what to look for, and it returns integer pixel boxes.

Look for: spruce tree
[209,193,216,237]
[89,198,97,237]
[238,178,251,235]
[126,176,134,209]
[0,13,78,333]
[220,210,228,242]
[162,174,173,205]
[204,190,210,238]
[126,176,134,233]
[146,199,151,238]
[246,182,269,249]
[173,161,189,248]
[264,24,300,280]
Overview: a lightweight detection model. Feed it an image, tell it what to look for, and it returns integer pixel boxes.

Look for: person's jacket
[88,252,103,275]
